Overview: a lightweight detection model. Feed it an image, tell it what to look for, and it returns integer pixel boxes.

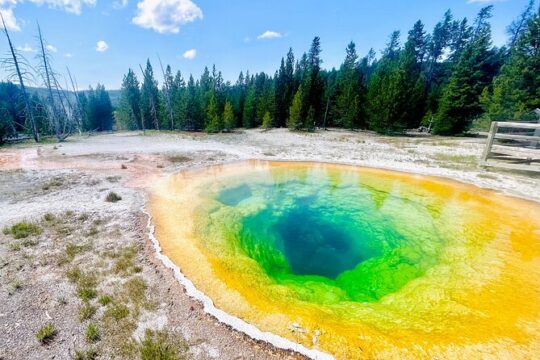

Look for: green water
[209,167,447,303]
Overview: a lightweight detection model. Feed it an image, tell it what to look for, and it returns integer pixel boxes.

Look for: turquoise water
[210,167,447,303]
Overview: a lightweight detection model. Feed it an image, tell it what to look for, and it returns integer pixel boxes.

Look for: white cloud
[65,52,73,57]
[132,0,203,34]
[183,48,196,59]
[16,43,35,52]
[96,40,109,52]
[27,0,96,15]
[0,0,95,31]
[0,6,21,31]
[46,44,57,52]
[257,30,282,40]
[113,0,128,9]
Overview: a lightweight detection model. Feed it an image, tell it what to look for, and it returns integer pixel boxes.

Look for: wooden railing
[481,121,540,172]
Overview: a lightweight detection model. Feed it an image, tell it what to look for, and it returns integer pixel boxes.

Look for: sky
[0,0,533,90]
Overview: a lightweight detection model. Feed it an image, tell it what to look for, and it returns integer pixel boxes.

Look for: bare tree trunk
[158,56,174,130]
[67,67,84,135]
[1,13,40,142]
[37,23,72,141]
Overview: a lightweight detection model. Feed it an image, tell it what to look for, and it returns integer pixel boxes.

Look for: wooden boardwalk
[481,121,540,172]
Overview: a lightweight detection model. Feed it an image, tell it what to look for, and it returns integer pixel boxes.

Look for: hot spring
[150,161,540,359]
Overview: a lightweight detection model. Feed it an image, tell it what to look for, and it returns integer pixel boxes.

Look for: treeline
[0,82,113,144]
[117,3,539,135]
[0,18,114,144]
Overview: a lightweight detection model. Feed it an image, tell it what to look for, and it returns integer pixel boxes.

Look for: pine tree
[434,6,498,134]
[483,4,540,120]
[262,111,273,129]
[140,59,160,130]
[223,101,236,131]
[205,91,223,132]
[118,69,142,130]
[336,42,366,129]
[288,86,304,130]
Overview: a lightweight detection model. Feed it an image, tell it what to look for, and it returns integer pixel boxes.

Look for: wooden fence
[480,121,540,172]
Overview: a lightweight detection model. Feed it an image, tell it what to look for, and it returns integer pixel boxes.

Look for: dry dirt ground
[0,129,538,360]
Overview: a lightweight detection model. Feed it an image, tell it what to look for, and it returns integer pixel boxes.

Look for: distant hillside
[24,87,121,107]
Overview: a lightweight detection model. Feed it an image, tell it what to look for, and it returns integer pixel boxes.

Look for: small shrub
[66,267,82,283]
[113,246,138,275]
[5,221,42,239]
[85,323,100,343]
[11,279,22,291]
[140,329,187,360]
[124,277,147,305]
[74,348,98,360]
[8,242,21,251]
[98,294,112,306]
[43,213,56,222]
[121,164,128,170]
[105,192,122,203]
[105,303,129,320]
[168,155,191,163]
[36,323,56,344]
[78,287,98,302]
[79,304,97,321]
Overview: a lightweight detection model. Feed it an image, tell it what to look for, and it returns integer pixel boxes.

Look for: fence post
[482,121,498,162]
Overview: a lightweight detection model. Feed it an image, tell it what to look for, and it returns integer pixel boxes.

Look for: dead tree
[0,13,40,142]
[37,23,73,141]
[158,56,174,130]
[66,67,85,134]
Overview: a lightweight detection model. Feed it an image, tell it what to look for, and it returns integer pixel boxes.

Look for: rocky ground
[0,129,538,360]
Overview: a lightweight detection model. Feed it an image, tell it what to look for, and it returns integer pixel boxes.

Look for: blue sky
[0,0,531,89]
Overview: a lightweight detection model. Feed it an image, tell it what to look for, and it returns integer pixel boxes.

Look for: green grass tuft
[104,303,129,320]
[36,323,56,344]
[4,221,42,239]
[85,323,100,343]
[105,192,122,203]
[140,329,187,360]
[74,348,98,360]
[79,304,97,321]
[98,294,112,306]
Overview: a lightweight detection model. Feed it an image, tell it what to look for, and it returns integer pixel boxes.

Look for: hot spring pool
[150,161,540,359]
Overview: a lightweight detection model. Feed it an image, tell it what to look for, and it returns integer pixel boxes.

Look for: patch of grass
[11,279,23,291]
[74,348,98,360]
[104,303,129,321]
[112,246,138,275]
[86,226,99,237]
[140,329,187,360]
[477,173,497,180]
[106,176,121,183]
[168,155,192,163]
[36,323,56,344]
[85,323,100,343]
[105,192,122,203]
[433,153,477,164]
[4,221,42,239]
[98,294,113,306]
[42,177,64,191]
[43,213,56,222]
[79,304,97,321]
[66,267,82,283]
[58,297,68,305]
[78,213,90,222]
[8,242,22,251]
[64,243,90,261]
[123,277,147,305]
